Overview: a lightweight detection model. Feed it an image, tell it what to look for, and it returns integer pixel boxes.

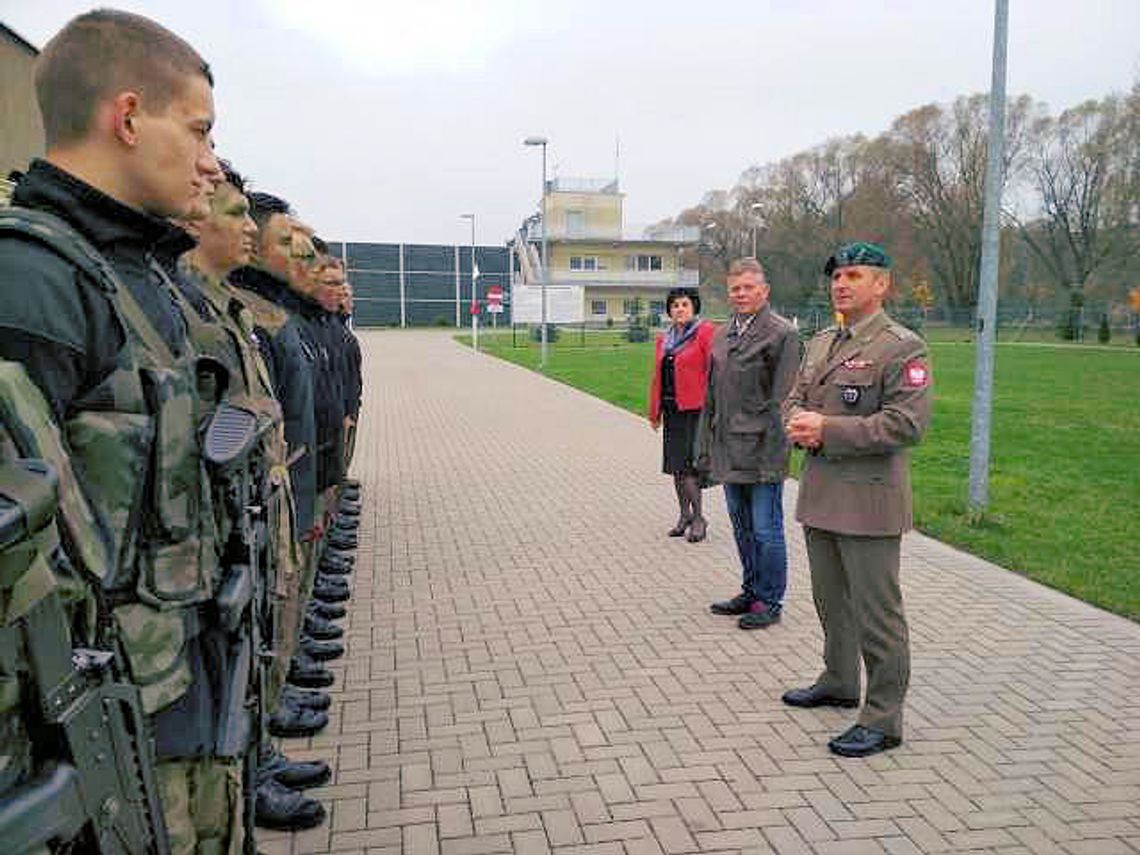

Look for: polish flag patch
[903,360,930,388]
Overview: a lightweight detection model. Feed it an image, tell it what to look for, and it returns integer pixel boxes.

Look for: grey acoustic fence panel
[329,240,512,327]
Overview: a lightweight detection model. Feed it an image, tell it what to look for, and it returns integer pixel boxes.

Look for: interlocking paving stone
[269,330,1140,854]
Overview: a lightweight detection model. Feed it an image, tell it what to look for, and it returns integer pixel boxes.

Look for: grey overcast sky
[3,0,1138,246]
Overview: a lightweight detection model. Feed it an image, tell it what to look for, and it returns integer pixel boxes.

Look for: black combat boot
[259,745,332,790]
[309,599,347,620]
[299,635,345,662]
[268,699,329,738]
[327,531,357,551]
[319,555,353,576]
[333,514,359,530]
[279,684,332,711]
[304,611,344,639]
[311,576,351,603]
[288,651,334,688]
[254,778,326,830]
[322,547,356,565]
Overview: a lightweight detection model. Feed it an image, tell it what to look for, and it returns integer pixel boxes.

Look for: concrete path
[263,329,1140,855]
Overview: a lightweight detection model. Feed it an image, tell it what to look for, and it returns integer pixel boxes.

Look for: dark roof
[1,22,40,56]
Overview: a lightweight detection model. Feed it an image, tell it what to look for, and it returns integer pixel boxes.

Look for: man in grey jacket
[699,258,800,629]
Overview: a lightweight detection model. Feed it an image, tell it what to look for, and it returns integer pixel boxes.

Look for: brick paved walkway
[263,329,1140,855]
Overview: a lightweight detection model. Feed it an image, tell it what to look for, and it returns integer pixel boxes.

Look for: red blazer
[649,319,716,421]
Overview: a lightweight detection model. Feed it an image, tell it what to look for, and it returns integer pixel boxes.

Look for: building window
[649,300,666,318]
[570,256,598,272]
[626,254,663,272]
[622,298,642,316]
[567,210,585,237]
[591,300,607,316]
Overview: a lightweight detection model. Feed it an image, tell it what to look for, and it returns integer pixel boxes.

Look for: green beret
[824,241,892,276]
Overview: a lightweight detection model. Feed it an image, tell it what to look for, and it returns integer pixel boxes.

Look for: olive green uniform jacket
[786,311,932,535]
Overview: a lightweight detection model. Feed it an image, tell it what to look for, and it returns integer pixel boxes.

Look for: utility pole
[967,0,1009,515]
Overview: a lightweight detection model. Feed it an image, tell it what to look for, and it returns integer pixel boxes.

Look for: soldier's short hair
[218,159,246,193]
[35,9,214,147]
[727,257,765,279]
[248,192,292,231]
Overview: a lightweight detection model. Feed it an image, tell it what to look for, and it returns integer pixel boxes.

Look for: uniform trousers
[156,758,243,855]
[804,526,909,739]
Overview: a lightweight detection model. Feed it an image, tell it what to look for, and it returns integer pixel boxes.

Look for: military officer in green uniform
[782,242,932,758]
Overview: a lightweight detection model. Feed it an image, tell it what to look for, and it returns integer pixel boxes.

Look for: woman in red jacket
[648,287,716,541]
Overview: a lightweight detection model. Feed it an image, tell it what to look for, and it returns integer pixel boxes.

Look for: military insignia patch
[903,360,929,388]
[841,386,860,405]
[843,358,873,370]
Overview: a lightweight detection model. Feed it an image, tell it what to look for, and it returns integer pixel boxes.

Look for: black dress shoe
[279,685,332,711]
[334,515,359,530]
[260,747,332,790]
[288,652,334,688]
[738,601,780,629]
[268,701,329,738]
[299,635,345,662]
[309,599,347,620]
[338,501,361,516]
[304,612,345,639]
[254,779,326,830]
[710,594,754,615]
[667,515,691,537]
[782,684,860,708]
[828,724,901,758]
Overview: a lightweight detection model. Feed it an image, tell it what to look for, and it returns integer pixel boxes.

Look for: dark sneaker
[254,778,326,830]
[738,600,781,629]
[828,724,901,758]
[710,594,754,615]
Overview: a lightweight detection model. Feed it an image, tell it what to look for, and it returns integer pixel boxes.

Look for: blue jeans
[723,482,787,607]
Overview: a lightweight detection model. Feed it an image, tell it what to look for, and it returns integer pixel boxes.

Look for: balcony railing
[545,270,699,289]
[523,223,701,243]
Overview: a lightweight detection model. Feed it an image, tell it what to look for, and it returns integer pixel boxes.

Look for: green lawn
[463,329,1140,621]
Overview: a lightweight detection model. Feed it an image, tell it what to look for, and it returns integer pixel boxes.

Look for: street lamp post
[460,213,477,352]
[524,135,549,370]
[749,202,764,258]
[700,220,717,291]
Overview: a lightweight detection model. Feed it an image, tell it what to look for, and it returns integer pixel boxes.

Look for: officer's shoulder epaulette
[884,319,922,344]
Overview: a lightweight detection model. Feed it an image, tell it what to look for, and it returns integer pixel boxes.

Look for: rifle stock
[0,460,169,854]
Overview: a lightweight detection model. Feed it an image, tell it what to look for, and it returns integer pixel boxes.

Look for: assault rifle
[202,403,276,855]
[0,459,169,854]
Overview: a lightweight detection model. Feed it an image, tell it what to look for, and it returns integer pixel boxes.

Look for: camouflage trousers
[156,758,243,855]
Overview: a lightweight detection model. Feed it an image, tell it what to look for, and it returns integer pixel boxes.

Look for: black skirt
[662,405,700,474]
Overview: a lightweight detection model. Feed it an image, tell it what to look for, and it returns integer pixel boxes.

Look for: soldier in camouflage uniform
[177,163,331,831]
[0,10,243,853]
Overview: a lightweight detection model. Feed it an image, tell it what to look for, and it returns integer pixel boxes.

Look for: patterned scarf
[664,318,701,355]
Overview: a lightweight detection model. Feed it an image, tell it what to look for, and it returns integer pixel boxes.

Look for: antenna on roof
[614,134,621,191]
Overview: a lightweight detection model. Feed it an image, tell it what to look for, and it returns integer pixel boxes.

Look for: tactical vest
[172,266,298,607]
[0,208,217,714]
